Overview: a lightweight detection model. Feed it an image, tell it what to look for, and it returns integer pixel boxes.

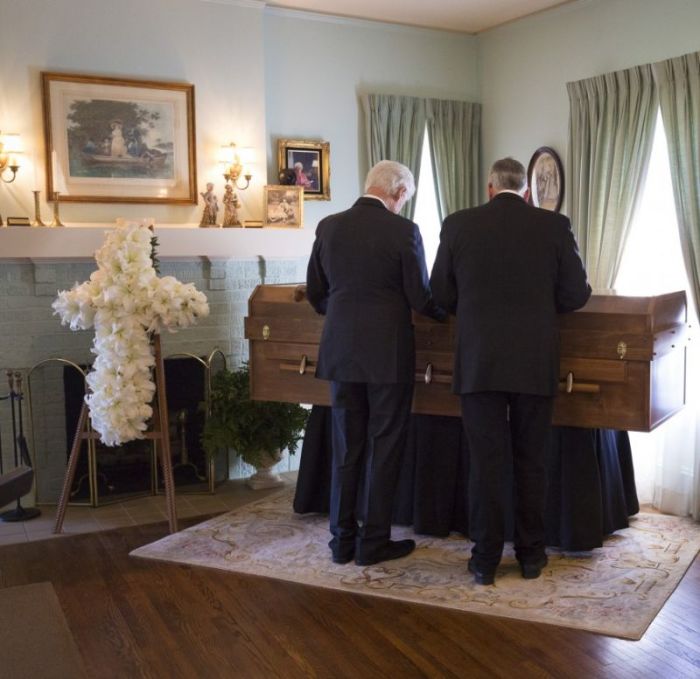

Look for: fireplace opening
[61,355,211,504]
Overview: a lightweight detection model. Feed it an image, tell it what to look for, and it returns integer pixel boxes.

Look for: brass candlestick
[50,192,64,227]
[32,190,46,227]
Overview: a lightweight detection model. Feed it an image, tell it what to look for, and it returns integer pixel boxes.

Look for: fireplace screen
[28,351,227,507]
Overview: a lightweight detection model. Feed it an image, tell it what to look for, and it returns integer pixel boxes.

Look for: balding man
[430,157,591,585]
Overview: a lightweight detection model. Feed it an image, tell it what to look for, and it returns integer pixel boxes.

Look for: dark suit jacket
[430,192,591,396]
[307,196,445,384]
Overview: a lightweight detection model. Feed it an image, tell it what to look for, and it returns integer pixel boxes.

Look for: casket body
[245,285,687,432]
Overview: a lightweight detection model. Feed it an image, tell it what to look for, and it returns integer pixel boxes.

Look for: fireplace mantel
[0,223,315,261]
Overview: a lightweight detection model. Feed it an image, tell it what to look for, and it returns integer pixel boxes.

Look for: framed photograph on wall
[263,185,304,228]
[527,146,564,212]
[277,139,330,201]
[41,72,197,204]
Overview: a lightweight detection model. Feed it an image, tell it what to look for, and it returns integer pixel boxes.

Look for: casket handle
[279,359,315,375]
[415,364,451,384]
[559,371,601,394]
[565,371,574,393]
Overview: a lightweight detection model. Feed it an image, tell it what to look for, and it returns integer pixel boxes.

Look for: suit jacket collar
[491,191,527,205]
[354,196,388,210]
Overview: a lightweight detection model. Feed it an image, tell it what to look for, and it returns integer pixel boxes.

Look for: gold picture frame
[277,139,330,201]
[41,71,197,204]
[263,185,304,228]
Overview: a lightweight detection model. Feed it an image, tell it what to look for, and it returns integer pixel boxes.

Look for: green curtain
[364,94,427,219]
[566,64,658,292]
[427,99,481,219]
[653,51,700,322]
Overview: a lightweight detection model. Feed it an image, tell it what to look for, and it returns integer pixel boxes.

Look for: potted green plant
[202,363,309,489]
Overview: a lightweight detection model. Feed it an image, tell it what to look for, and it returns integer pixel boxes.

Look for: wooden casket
[245,285,688,432]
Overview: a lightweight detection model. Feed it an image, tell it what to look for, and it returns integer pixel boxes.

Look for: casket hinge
[616,341,627,359]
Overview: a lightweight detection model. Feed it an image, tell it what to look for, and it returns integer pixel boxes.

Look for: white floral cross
[53,221,210,446]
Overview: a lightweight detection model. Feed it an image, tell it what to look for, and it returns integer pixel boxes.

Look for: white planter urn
[245,448,285,490]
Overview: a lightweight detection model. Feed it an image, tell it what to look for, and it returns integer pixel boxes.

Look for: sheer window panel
[413,126,441,270]
[615,111,698,515]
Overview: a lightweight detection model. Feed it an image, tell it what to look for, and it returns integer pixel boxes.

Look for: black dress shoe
[468,559,495,585]
[520,556,548,580]
[328,538,355,565]
[355,539,416,566]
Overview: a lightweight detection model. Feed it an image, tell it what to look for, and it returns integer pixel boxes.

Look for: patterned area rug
[131,487,700,640]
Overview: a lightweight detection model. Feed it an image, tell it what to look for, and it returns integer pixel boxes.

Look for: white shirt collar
[362,193,388,209]
[495,189,526,198]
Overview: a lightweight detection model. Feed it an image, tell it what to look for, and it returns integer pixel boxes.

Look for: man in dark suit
[306,160,446,566]
[430,157,591,585]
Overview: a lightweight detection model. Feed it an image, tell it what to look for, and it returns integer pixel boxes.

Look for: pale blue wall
[264,9,479,230]
[478,0,700,211]
[0,0,479,492]
[0,0,267,225]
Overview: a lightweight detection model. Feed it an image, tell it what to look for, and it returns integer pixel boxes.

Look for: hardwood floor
[1,518,698,679]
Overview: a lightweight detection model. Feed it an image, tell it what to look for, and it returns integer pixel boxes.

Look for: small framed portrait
[263,185,304,228]
[527,147,564,212]
[277,139,330,201]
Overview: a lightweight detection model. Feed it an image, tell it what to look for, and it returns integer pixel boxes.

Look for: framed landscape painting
[41,72,197,204]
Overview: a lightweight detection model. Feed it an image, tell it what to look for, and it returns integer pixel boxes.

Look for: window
[614,110,697,508]
[615,111,687,296]
[413,126,441,269]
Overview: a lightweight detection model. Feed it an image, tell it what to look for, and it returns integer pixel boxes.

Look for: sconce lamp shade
[0,133,23,156]
[237,146,254,165]
[218,142,237,166]
[0,132,23,183]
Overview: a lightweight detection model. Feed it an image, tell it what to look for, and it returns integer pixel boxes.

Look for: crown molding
[200,0,265,10]
[264,4,474,37]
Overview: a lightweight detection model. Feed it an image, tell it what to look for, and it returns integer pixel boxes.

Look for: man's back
[307,196,441,384]
[314,198,418,325]
[431,192,590,396]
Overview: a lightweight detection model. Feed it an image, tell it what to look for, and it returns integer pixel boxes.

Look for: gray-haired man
[307,160,446,566]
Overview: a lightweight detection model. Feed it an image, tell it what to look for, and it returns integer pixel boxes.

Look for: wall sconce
[0,132,23,183]
[218,142,252,190]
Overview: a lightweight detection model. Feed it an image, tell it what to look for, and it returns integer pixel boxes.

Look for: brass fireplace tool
[0,370,41,522]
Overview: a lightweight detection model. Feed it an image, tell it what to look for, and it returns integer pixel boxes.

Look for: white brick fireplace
[0,225,310,507]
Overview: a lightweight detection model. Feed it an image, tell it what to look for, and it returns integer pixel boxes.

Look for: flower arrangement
[52,220,209,446]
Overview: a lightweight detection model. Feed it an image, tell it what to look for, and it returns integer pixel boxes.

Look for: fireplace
[28,352,228,507]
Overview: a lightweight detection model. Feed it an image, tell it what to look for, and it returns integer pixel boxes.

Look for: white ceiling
[268,0,577,34]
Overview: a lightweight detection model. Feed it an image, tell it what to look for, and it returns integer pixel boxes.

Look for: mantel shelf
[0,223,315,261]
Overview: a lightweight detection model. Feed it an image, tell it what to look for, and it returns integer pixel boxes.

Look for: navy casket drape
[293,406,639,551]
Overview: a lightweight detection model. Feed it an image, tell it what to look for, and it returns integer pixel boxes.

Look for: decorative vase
[245,448,284,490]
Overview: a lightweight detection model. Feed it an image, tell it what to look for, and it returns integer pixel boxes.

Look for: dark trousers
[329,381,414,561]
[460,391,554,570]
